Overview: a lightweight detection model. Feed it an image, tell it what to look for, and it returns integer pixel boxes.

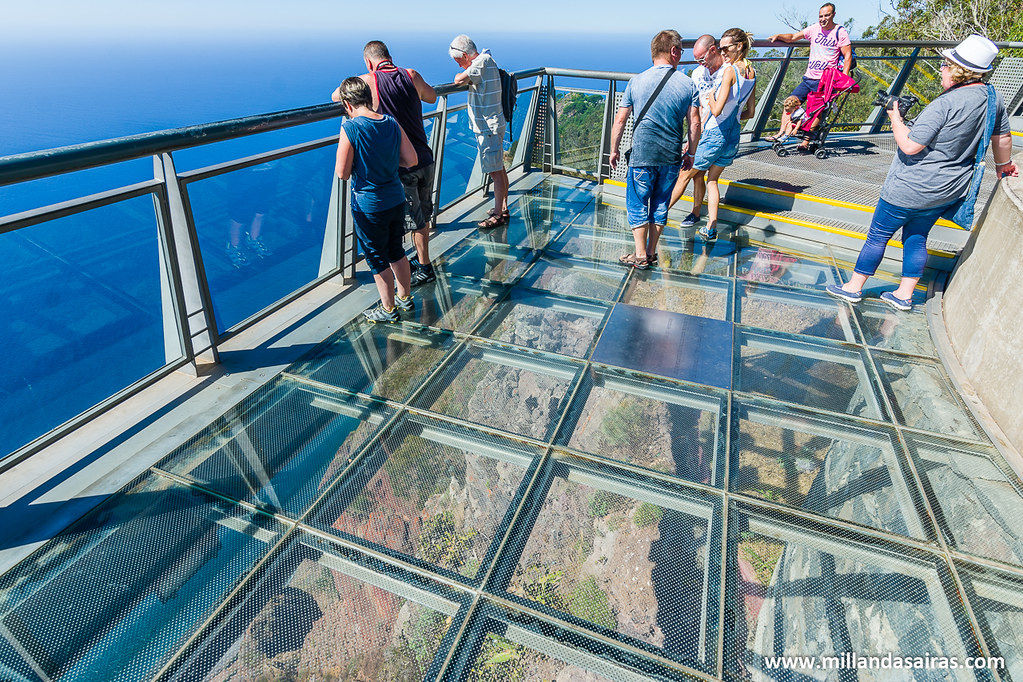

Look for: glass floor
[2,176,1023,681]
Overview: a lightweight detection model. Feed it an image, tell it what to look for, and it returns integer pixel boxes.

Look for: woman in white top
[692,28,756,240]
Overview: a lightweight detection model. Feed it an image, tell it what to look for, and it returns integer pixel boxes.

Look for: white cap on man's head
[940,34,998,73]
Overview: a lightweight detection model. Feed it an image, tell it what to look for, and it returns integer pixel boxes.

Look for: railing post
[431,95,448,221]
[596,79,617,183]
[320,173,343,278]
[545,74,558,172]
[154,152,219,370]
[746,47,794,139]
[514,76,543,169]
[153,185,194,367]
[862,48,920,134]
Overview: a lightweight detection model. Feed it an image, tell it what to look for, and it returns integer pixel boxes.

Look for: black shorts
[352,203,406,274]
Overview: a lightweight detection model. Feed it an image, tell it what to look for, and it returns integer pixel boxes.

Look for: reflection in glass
[187,149,335,331]
[728,506,972,681]
[405,275,505,332]
[856,300,936,356]
[311,415,535,580]
[288,322,455,402]
[908,433,1023,566]
[0,475,282,682]
[157,377,391,516]
[737,282,858,342]
[624,270,731,320]
[875,353,983,440]
[437,240,535,283]
[733,399,925,538]
[0,195,168,458]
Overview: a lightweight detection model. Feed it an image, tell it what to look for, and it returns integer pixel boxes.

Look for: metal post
[862,48,921,134]
[516,76,544,170]
[154,152,220,368]
[319,174,343,277]
[340,179,356,282]
[431,95,448,222]
[746,47,794,139]
[153,184,194,366]
[545,75,558,172]
[596,79,616,183]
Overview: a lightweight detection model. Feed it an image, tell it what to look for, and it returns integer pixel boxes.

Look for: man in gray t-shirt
[609,30,700,269]
[882,83,1011,209]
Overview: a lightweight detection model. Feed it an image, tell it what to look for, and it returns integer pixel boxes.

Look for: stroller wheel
[814,149,829,160]
[776,147,790,157]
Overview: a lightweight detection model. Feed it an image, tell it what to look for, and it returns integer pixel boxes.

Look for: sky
[2,0,886,41]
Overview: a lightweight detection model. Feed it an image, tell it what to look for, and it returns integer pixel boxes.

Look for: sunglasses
[718,42,737,51]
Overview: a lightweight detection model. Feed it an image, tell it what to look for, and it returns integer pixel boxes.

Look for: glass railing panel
[554,89,606,175]
[438,107,479,208]
[0,160,151,217]
[185,145,335,333]
[0,474,286,682]
[837,52,907,130]
[507,88,537,167]
[764,58,809,131]
[0,194,173,459]
[889,58,945,132]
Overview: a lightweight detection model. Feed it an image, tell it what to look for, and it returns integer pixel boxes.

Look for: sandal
[477,212,508,229]
[618,253,649,270]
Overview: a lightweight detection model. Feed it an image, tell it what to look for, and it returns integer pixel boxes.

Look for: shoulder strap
[975,84,997,164]
[634,67,675,128]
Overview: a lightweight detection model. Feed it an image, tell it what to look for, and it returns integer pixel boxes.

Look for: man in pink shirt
[768,3,852,145]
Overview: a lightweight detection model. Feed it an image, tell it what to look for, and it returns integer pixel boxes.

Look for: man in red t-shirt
[768,3,852,145]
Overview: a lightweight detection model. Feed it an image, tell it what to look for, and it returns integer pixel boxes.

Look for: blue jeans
[854,198,954,279]
[625,164,680,228]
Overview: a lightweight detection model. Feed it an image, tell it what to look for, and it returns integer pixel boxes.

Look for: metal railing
[1,39,1020,468]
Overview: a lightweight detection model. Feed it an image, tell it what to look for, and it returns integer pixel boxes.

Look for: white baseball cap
[940,34,998,73]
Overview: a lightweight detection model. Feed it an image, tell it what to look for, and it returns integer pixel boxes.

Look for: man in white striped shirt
[451,34,509,229]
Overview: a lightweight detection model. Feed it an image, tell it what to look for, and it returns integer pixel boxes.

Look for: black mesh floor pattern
[1,176,1021,682]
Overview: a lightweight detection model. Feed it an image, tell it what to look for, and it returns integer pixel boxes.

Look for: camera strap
[624,66,675,163]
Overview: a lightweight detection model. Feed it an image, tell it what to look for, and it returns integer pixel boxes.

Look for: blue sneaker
[680,212,700,227]
[825,284,863,304]
[880,291,913,311]
[697,225,717,240]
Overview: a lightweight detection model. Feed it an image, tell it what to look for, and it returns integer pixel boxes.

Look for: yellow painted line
[1012,130,1023,138]
[599,181,956,258]
[603,177,962,230]
[604,178,626,187]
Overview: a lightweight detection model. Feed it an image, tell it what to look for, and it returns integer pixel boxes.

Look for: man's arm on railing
[608,106,631,169]
[453,71,472,87]
[993,133,1018,178]
[768,29,807,43]
[409,69,438,105]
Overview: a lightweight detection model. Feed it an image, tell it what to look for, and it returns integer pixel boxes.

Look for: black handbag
[624,66,676,165]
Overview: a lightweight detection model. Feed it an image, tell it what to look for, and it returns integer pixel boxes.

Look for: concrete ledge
[942,175,1023,474]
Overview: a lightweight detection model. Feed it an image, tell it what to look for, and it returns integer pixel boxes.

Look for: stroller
[773,67,860,159]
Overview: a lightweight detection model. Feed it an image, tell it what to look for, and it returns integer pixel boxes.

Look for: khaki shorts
[476,125,507,174]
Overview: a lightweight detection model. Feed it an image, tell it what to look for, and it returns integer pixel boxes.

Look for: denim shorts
[790,76,821,101]
[694,126,739,170]
[625,164,680,228]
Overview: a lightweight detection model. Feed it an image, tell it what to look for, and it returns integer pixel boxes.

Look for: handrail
[0,67,545,188]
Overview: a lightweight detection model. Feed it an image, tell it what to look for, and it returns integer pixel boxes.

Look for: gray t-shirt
[620,65,697,167]
[881,84,1009,209]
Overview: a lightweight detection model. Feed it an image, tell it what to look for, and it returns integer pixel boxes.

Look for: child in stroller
[772,67,859,159]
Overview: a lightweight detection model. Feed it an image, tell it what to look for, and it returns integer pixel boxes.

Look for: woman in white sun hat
[826,34,1018,312]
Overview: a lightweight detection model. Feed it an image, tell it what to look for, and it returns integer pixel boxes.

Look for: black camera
[873,89,919,117]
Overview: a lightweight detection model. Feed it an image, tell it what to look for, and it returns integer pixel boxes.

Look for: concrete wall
[944,175,1023,455]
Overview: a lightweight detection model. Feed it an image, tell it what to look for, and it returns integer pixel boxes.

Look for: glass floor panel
[855,298,937,356]
[559,366,727,487]
[436,239,535,282]
[0,474,286,682]
[4,175,1018,682]
[874,351,985,441]
[156,376,393,517]
[736,281,859,343]
[287,321,456,402]
[623,270,732,321]
[411,341,581,441]
[735,328,886,420]
[906,432,1023,567]
[309,414,538,582]
[400,274,506,333]
[727,504,977,681]
[519,254,627,301]
[731,397,927,538]
[169,532,468,680]
[474,288,610,358]
[831,245,938,305]
[500,457,721,672]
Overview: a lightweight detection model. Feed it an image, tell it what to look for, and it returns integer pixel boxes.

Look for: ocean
[0,31,657,458]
